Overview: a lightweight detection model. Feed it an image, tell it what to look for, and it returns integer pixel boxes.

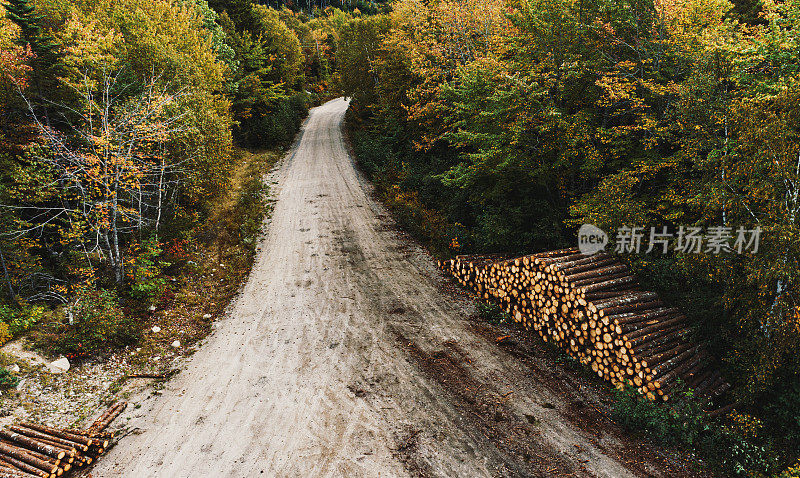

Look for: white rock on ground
[171,340,181,348]
[8,364,19,373]
[152,326,161,333]
[48,357,70,373]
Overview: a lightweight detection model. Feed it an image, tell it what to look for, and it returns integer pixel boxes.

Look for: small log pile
[440,248,729,402]
[0,402,125,478]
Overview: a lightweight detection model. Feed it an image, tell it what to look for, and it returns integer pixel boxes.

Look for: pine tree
[4,0,63,126]
[4,0,59,67]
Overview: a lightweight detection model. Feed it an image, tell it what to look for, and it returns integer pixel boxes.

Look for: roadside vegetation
[0,0,369,395]
[339,0,800,475]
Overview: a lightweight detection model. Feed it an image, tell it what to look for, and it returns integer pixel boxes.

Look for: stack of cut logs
[0,402,125,478]
[440,248,729,402]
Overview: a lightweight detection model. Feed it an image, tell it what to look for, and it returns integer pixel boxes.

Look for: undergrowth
[28,148,280,363]
[613,386,780,476]
[477,301,510,325]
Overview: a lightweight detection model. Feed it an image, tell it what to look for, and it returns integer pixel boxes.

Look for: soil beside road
[93,98,703,477]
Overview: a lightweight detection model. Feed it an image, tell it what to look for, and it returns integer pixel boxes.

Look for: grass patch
[477,301,510,325]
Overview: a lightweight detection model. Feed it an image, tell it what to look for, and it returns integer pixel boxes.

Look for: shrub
[127,237,170,301]
[34,289,139,358]
[0,306,11,325]
[0,367,18,389]
[702,427,773,476]
[0,323,10,345]
[9,305,44,337]
[613,385,776,476]
[764,381,800,454]
[0,303,44,339]
[477,301,509,325]
[613,385,710,447]
[236,93,309,147]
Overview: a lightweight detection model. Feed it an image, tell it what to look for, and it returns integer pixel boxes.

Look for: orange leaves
[385,0,513,147]
[595,73,637,106]
[0,41,32,90]
[656,0,733,52]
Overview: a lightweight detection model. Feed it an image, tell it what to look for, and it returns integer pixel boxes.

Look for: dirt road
[95,98,694,477]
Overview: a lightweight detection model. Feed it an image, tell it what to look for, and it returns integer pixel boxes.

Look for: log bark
[0,444,55,474]
[90,402,125,433]
[8,429,81,454]
[564,265,629,283]
[0,433,64,461]
[18,425,91,448]
[0,458,43,478]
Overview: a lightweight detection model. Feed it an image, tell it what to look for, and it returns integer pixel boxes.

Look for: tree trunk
[110,185,123,284]
[0,246,14,299]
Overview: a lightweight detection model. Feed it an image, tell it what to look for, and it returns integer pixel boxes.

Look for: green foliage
[252,5,304,89]
[763,381,800,453]
[349,121,468,256]
[215,2,312,147]
[704,427,774,476]
[613,385,710,447]
[34,289,138,358]
[127,237,170,301]
[0,303,44,338]
[236,93,309,147]
[342,0,800,473]
[187,0,236,68]
[268,0,391,15]
[0,0,332,363]
[0,366,18,389]
[3,0,65,122]
[348,121,400,181]
[8,304,42,336]
[335,14,391,106]
[477,301,509,325]
[4,0,60,65]
[208,0,259,33]
[613,386,776,476]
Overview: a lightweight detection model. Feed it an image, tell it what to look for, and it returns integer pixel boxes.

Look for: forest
[0,0,360,395]
[0,0,346,336]
[1,0,799,476]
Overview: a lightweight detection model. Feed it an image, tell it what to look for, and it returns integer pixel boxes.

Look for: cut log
[17,425,92,448]
[8,429,82,454]
[440,249,726,403]
[0,433,64,461]
[0,443,56,474]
